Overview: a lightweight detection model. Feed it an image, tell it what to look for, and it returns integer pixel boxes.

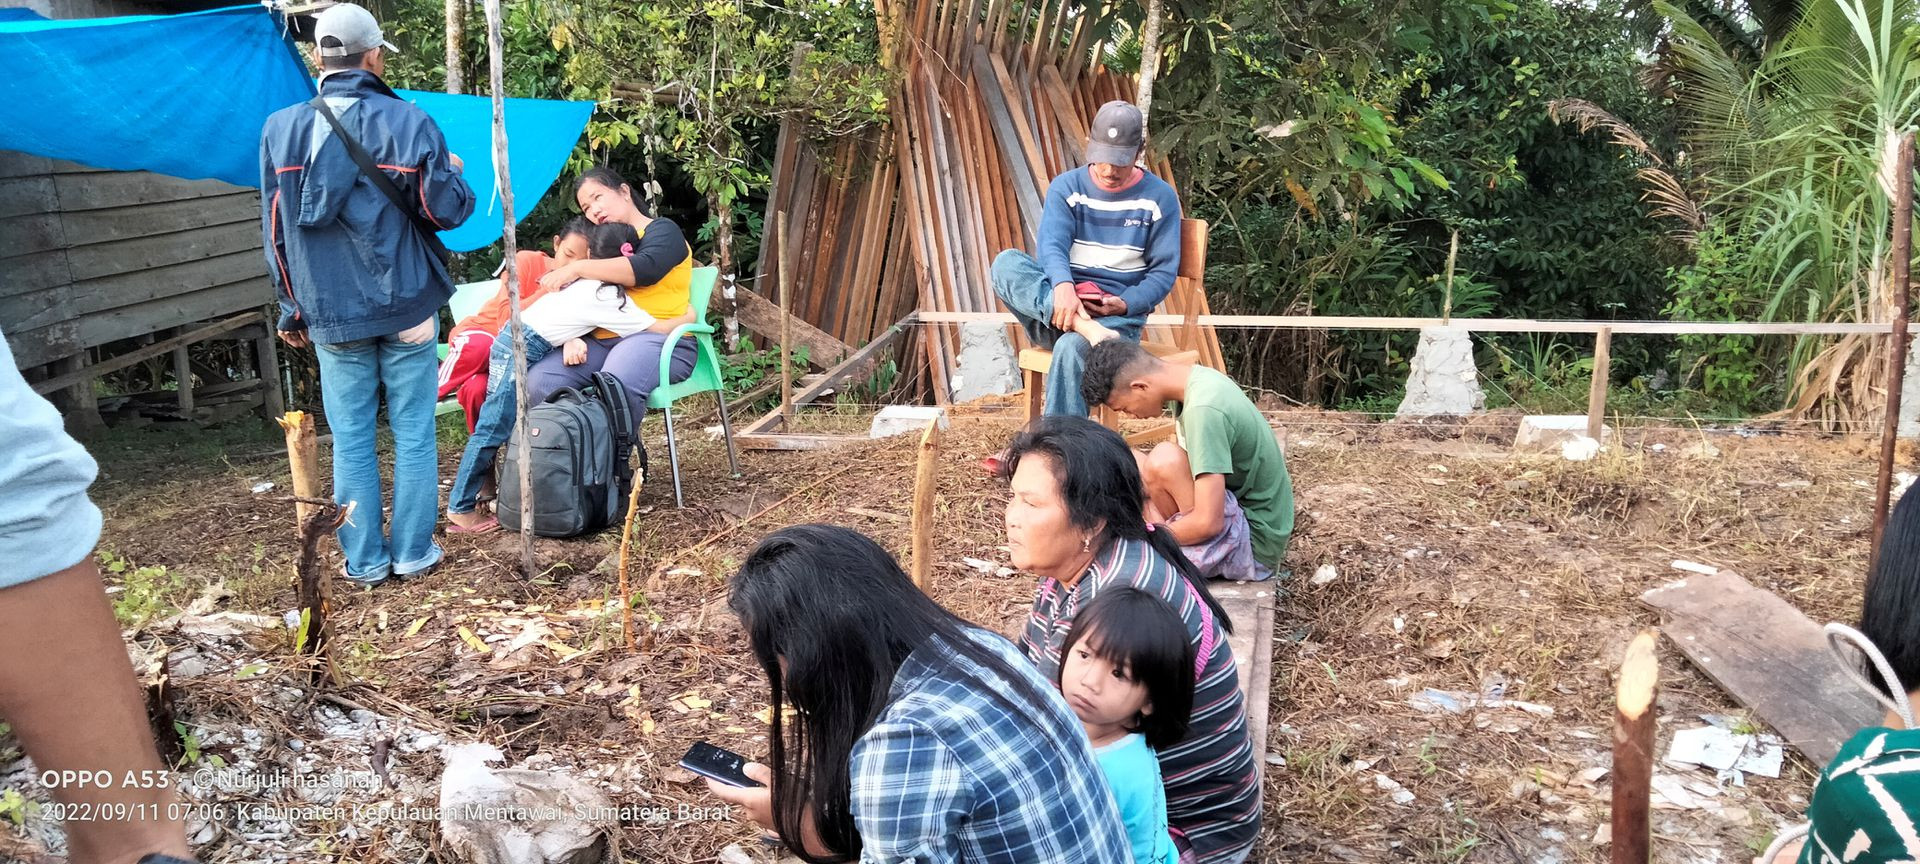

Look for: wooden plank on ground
[735,286,851,366]
[1212,581,1277,765]
[792,316,914,406]
[1640,570,1882,766]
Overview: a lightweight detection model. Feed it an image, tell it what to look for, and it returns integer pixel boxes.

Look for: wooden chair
[1018,218,1212,443]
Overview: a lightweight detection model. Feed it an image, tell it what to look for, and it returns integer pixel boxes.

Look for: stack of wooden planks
[752,0,1223,404]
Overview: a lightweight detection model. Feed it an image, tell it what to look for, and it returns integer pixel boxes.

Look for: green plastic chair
[435,280,504,416]
[649,266,740,507]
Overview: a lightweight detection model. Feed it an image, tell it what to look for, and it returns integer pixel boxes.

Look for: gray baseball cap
[1085,100,1144,166]
[314,4,398,57]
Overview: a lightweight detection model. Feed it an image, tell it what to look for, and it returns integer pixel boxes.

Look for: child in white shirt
[446,222,654,528]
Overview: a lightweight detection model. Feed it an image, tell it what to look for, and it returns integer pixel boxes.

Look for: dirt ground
[0,401,1890,864]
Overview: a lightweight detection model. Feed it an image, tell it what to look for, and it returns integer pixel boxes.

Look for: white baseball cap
[314,4,398,57]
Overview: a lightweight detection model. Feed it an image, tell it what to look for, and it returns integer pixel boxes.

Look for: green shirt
[1798,726,1920,863]
[1172,366,1294,568]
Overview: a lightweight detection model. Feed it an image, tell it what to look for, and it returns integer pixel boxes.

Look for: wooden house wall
[0,151,270,372]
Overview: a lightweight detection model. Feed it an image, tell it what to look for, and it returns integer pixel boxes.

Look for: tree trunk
[714,191,739,349]
[483,0,534,576]
[445,0,465,94]
[1135,0,1164,131]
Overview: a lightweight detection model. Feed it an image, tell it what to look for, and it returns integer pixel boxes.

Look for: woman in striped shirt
[1003,416,1262,864]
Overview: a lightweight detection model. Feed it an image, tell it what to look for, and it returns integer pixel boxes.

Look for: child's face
[553,233,590,267]
[1060,635,1152,737]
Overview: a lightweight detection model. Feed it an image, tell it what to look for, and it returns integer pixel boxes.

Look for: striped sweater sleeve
[1114,182,1182,316]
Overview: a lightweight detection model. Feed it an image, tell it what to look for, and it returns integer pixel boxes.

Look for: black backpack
[496,371,642,538]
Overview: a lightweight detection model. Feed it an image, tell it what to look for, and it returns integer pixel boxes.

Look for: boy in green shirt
[1080,340,1293,581]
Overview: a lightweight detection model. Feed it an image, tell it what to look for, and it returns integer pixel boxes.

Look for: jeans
[524,331,697,421]
[990,249,1144,417]
[447,326,553,515]
[314,324,444,583]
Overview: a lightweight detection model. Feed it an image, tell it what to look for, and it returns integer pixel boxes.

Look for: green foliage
[101,551,189,629]
[0,789,29,828]
[1664,222,1776,406]
[721,336,811,393]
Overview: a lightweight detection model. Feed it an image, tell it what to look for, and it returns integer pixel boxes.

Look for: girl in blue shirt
[1059,588,1197,864]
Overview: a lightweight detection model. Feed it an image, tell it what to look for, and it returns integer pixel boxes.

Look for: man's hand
[1081,293,1128,318]
[538,263,580,293]
[707,762,776,832]
[278,329,311,349]
[562,338,588,366]
[448,152,465,173]
[1050,282,1082,332]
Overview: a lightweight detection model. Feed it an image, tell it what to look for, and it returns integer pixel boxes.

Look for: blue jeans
[448,326,553,515]
[314,325,444,583]
[990,249,1144,417]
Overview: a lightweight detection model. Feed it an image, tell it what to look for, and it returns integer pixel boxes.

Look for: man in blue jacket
[260,3,475,585]
[990,100,1181,418]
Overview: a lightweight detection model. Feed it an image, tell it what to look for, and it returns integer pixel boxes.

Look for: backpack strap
[307,94,452,266]
[590,371,637,457]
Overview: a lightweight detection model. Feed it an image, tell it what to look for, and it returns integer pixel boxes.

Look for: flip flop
[980,451,1008,477]
[447,516,500,534]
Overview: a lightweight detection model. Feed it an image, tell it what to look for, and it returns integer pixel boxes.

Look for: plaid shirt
[1021,536,1261,864]
[850,630,1134,864]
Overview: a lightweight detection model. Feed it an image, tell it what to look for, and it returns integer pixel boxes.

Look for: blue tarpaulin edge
[0,4,593,253]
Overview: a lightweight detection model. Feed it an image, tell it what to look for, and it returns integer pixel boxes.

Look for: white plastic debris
[1560,435,1601,462]
[1373,773,1416,805]
[1311,564,1339,586]
[961,558,998,574]
[250,481,276,494]
[1670,560,1720,576]
[1664,725,1783,779]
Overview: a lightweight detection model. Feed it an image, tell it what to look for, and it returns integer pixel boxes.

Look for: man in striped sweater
[991,100,1183,418]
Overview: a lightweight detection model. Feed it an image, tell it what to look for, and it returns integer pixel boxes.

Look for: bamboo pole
[1441,229,1458,325]
[1873,132,1916,573]
[1587,327,1612,442]
[483,0,535,577]
[277,411,321,531]
[1611,629,1659,864]
[909,416,943,592]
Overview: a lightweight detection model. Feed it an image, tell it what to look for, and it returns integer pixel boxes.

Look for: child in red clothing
[437,218,592,432]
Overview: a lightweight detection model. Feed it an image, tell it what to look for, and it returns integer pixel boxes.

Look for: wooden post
[483,0,535,577]
[277,411,321,531]
[54,352,104,435]
[255,329,286,418]
[909,416,943,592]
[295,502,351,688]
[1587,327,1612,442]
[1441,229,1459,325]
[1612,629,1659,864]
[777,210,795,422]
[171,337,194,417]
[1873,133,1916,573]
[615,464,646,649]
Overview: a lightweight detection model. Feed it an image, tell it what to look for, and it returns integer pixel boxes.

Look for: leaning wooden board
[1212,581,1278,773]
[1639,570,1882,766]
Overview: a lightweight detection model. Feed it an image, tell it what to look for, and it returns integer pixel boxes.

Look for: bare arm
[0,561,190,864]
[646,309,697,334]
[540,256,637,291]
[1165,473,1228,546]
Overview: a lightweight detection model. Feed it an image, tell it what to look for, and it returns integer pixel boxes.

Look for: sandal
[447,515,500,534]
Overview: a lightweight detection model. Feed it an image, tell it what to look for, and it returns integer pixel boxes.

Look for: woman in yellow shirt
[529,167,698,428]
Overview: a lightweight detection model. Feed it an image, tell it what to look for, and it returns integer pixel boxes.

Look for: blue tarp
[0,4,593,253]
[0,9,48,21]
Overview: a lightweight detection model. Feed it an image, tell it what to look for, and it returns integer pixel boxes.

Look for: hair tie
[620,241,635,256]
[1145,523,1156,532]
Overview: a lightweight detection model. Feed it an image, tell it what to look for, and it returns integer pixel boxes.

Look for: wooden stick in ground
[1612,629,1659,864]
[910,416,943,592]
[483,0,535,577]
[295,502,353,688]
[277,411,321,531]
[615,464,647,649]
[777,210,795,422]
[1587,326,1613,442]
[1873,132,1916,572]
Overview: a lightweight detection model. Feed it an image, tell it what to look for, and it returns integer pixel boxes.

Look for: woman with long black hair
[705,524,1132,864]
[1002,416,1260,864]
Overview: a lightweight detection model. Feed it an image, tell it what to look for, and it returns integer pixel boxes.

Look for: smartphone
[1073,281,1110,300]
[680,742,763,788]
